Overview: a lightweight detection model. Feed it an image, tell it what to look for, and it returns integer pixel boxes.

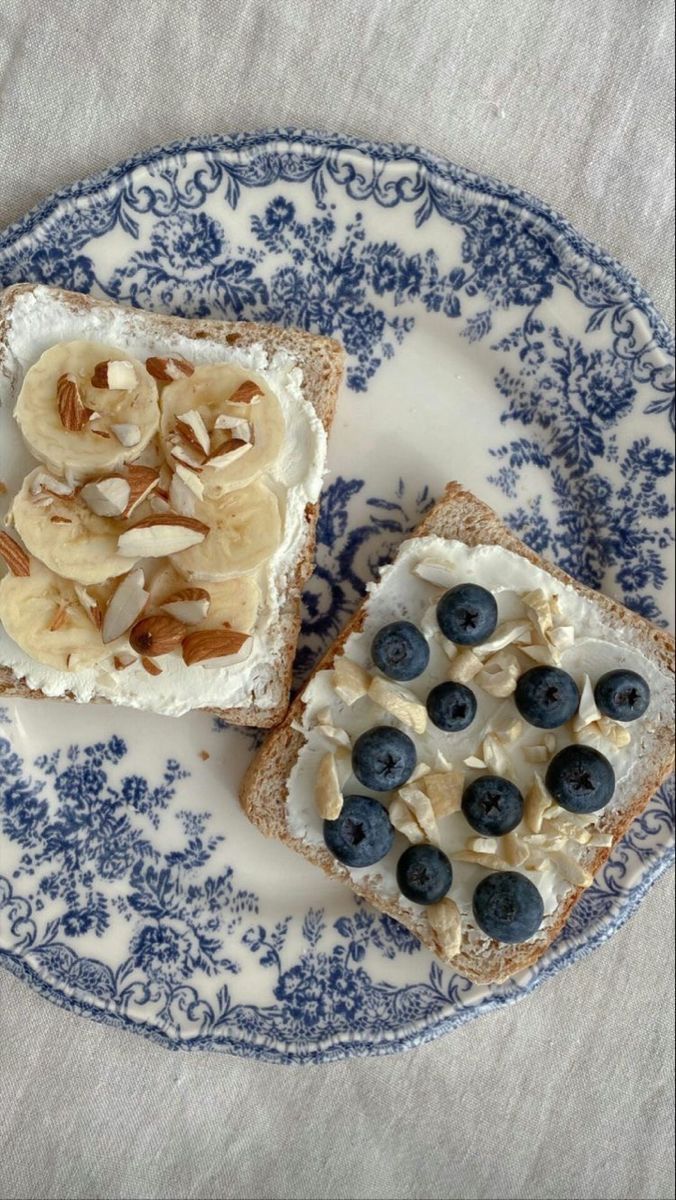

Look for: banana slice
[171,479,282,581]
[151,563,260,633]
[14,340,160,477]
[160,364,285,497]
[0,559,120,671]
[12,467,132,586]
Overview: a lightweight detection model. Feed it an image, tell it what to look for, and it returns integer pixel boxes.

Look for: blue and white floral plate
[0,131,673,1064]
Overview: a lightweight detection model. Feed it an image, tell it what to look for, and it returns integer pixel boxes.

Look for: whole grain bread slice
[241,481,675,983]
[0,283,344,726]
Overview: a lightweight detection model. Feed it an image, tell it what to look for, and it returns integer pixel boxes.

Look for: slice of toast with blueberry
[240,482,675,983]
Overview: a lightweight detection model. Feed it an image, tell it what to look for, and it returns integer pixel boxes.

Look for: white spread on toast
[287,536,674,938]
[0,288,327,714]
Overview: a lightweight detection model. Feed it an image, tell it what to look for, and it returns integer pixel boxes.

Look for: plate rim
[2,847,672,1064]
[0,127,673,1064]
[0,127,673,352]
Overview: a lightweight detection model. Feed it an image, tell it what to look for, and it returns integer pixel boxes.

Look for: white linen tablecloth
[0,3,673,1198]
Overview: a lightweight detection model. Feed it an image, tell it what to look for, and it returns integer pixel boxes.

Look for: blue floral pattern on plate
[0,131,673,1063]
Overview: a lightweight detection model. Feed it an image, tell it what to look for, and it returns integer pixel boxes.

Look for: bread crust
[0,283,344,726]
[241,482,675,983]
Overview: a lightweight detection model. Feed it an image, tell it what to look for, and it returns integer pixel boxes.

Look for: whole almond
[182,628,249,665]
[228,380,263,405]
[145,355,195,383]
[130,613,188,656]
[0,531,31,577]
[57,373,90,431]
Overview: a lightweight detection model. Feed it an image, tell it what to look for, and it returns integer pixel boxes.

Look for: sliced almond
[91,428,112,439]
[125,465,160,516]
[475,649,520,698]
[92,360,136,390]
[398,785,440,844]
[587,831,613,848]
[176,410,211,456]
[111,423,142,448]
[228,380,263,405]
[422,769,464,818]
[480,731,510,774]
[170,441,206,471]
[315,752,344,820]
[209,440,254,468]
[427,897,462,957]
[146,562,180,606]
[80,476,131,518]
[501,831,529,866]
[182,628,250,666]
[463,754,487,769]
[597,717,632,748]
[214,414,253,442]
[495,716,523,744]
[160,587,211,625]
[130,613,187,657]
[412,558,456,589]
[113,651,136,670]
[141,656,162,676]
[150,493,172,515]
[50,515,72,524]
[174,462,204,500]
[48,603,69,632]
[523,588,555,640]
[477,620,532,656]
[368,676,427,734]
[145,355,194,383]
[102,568,148,644]
[333,655,371,705]
[524,773,550,834]
[0,532,30,577]
[57,373,90,431]
[573,674,602,732]
[466,836,500,855]
[389,797,426,844]
[169,471,197,518]
[409,762,432,782]
[117,514,209,558]
[74,584,102,629]
[542,815,592,844]
[548,849,593,888]
[448,648,483,683]
[452,849,512,870]
[548,625,575,654]
[314,709,351,750]
[30,471,74,498]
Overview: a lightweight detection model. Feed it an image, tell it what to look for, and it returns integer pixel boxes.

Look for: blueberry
[352,725,417,792]
[472,871,544,943]
[323,795,394,867]
[371,620,430,681]
[426,681,477,732]
[515,666,580,729]
[436,583,498,646]
[545,745,615,813]
[396,844,453,904]
[462,775,524,836]
[594,669,650,722]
